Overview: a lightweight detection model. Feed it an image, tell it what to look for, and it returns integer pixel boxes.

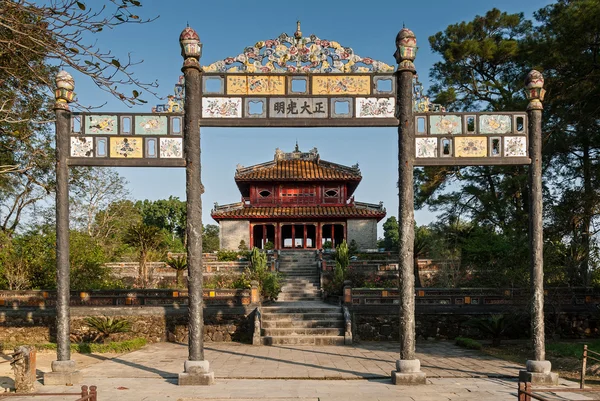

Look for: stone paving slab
[0,341,597,400]
[73,340,523,380]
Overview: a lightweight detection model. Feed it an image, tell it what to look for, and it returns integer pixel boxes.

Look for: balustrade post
[392,27,426,385]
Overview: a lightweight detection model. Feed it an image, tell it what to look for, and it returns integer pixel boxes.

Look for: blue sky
[70,0,553,237]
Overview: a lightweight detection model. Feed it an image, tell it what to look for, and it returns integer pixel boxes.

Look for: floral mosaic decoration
[357,98,395,118]
[160,138,183,158]
[70,137,93,157]
[504,136,527,157]
[203,32,394,74]
[416,138,437,158]
[202,98,242,118]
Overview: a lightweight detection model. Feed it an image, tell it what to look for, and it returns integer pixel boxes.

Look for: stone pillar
[44,71,81,386]
[519,70,558,385]
[392,27,426,385]
[178,26,214,386]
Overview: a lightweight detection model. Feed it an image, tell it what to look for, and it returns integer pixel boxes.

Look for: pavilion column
[178,26,214,386]
[392,27,426,385]
[519,70,558,385]
[44,71,82,386]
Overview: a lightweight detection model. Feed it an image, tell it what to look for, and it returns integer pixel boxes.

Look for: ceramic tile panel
[504,136,527,157]
[202,97,242,118]
[159,138,183,158]
[479,114,512,134]
[312,76,370,95]
[85,115,118,135]
[356,97,395,118]
[136,115,168,135]
[429,115,462,135]
[109,137,143,158]
[416,138,438,158]
[455,137,487,157]
[70,137,94,157]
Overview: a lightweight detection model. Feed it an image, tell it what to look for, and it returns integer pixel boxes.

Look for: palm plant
[166,255,187,287]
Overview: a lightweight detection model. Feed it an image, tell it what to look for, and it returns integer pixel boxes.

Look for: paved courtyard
[0,341,596,400]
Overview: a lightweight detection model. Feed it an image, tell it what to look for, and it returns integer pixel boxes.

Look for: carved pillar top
[180,26,202,71]
[525,70,545,111]
[54,70,75,111]
[394,27,417,73]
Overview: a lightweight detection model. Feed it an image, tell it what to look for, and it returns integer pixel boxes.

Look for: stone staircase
[259,251,345,346]
[261,302,345,345]
[277,250,320,302]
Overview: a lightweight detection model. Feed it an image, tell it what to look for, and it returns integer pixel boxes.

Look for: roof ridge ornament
[203,28,394,74]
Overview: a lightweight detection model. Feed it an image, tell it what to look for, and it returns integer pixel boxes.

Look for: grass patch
[3,338,147,354]
[547,340,599,359]
[455,337,483,350]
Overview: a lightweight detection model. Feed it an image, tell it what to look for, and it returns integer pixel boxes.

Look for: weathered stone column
[519,70,558,385]
[44,71,81,386]
[392,28,426,385]
[178,26,214,386]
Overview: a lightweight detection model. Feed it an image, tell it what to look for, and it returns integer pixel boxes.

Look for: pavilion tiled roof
[211,205,386,221]
[234,147,361,182]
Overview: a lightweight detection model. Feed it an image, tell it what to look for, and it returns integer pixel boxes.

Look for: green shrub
[464,314,512,346]
[84,316,132,343]
[217,249,239,261]
[4,338,147,354]
[322,241,332,249]
[264,241,275,250]
[455,337,482,350]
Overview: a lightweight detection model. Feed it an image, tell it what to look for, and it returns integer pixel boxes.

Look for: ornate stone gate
[46,23,554,386]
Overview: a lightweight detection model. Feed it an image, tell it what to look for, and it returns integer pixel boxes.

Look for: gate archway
[46,22,553,386]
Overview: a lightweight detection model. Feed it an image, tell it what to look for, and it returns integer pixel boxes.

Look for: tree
[70,167,130,236]
[0,0,157,235]
[202,224,220,253]
[382,216,399,252]
[414,225,433,288]
[137,197,186,245]
[123,222,163,288]
[531,0,600,285]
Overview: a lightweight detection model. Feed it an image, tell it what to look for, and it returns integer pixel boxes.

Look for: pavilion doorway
[252,224,275,249]
[280,224,317,250]
[321,224,345,248]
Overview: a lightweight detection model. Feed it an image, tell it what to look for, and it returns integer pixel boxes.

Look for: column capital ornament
[394,27,417,73]
[525,70,545,111]
[180,26,202,71]
[54,70,75,111]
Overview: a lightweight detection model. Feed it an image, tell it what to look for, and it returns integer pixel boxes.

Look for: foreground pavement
[0,341,596,400]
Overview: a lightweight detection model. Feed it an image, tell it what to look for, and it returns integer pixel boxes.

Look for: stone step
[280,291,320,296]
[277,296,321,302]
[277,293,321,299]
[262,312,343,319]
[262,335,345,346]
[261,319,344,329]
[281,282,319,288]
[263,327,344,336]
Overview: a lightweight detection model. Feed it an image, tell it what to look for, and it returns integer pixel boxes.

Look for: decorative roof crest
[203,23,394,74]
[274,146,320,162]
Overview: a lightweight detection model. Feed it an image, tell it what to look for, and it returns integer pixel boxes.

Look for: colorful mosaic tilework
[356,97,395,118]
[429,115,462,135]
[85,115,118,135]
[109,137,143,158]
[136,116,168,135]
[455,137,487,157]
[504,136,527,157]
[479,115,512,134]
[416,138,438,158]
[159,138,183,158]
[202,98,243,118]
[70,137,94,157]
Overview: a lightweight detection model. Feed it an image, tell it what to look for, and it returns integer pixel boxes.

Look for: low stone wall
[350,306,600,342]
[0,306,254,346]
